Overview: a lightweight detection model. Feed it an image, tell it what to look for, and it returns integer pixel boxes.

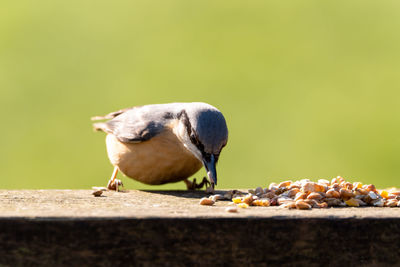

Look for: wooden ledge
[1,190,400,266]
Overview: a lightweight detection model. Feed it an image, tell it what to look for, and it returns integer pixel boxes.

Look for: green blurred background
[1,1,400,189]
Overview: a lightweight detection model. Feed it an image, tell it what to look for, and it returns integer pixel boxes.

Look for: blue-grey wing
[92,107,166,143]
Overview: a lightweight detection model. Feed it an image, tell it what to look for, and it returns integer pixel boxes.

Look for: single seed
[345,198,360,207]
[232,197,243,204]
[255,186,264,195]
[287,188,300,198]
[325,198,343,207]
[301,182,317,193]
[92,190,103,197]
[340,188,355,199]
[262,192,276,199]
[268,183,278,190]
[364,184,376,192]
[355,198,367,206]
[353,182,363,189]
[307,192,323,200]
[372,199,385,207]
[251,199,262,206]
[277,197,293,205]
[314,184,326,193]
[380,190,389,199]
[270,197,278,206]
[242,194,254,205]
[317,202,329,208]
[295,200,312,210]
[344,182,353,190]
[368,191,379,200]
[210,194,223,202]
[199,197,215,206]
[275,187,289,195]
[288,184,301,190]
[225,207,238,213]
[282,201,296,209]
[278,181,292,188]
[295,192,307,201]
[261,199,271,206]
[303,199,318,208]
[326,189,340,198]
[251,199,270,207]
[356,188,369,195]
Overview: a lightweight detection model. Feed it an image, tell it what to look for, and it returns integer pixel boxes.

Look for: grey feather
[92,103,228,150]
[94,105,174,143]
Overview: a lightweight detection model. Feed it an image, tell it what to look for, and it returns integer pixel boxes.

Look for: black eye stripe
[191,130,206,157]
[179,109,206,154]
[179,109,220,162]
[178,110,192,136]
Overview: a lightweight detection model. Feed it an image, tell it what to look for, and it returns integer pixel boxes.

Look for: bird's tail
[91,106,136,132]
[91,110,125,132]
[92,122,108,132]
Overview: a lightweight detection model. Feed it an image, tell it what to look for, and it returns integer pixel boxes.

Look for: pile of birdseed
[200,176,400,210]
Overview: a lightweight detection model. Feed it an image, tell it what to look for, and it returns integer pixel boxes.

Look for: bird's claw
[185,177,211,191]
[107,178,123,192]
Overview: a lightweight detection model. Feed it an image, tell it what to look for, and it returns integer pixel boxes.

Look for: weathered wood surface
[1,190,400,266]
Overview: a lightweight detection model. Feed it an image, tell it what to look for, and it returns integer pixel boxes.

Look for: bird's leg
[198,177,211,189]
[184,178,197,190]
[107,167,123,191]
[184,177,211,190]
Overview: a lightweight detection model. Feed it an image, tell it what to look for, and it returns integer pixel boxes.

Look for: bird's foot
[107,178,123,192]
[106,166,123,192]
[184,177,211,190]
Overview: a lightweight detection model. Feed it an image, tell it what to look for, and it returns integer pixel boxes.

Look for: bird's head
[175,103,228,187]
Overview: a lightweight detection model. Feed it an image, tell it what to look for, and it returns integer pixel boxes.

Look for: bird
[92,102,229,192]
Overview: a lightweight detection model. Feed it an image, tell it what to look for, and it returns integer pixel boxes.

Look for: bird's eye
[190,134,197,144]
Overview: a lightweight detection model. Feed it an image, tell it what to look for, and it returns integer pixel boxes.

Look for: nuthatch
[92,102,228,191]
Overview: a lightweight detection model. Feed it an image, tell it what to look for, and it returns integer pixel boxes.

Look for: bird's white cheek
[183,143,202,162]
[172,120,203,162]
[173,120,186,138]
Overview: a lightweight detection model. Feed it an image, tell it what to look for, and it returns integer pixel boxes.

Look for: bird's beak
[203,154,217,186]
